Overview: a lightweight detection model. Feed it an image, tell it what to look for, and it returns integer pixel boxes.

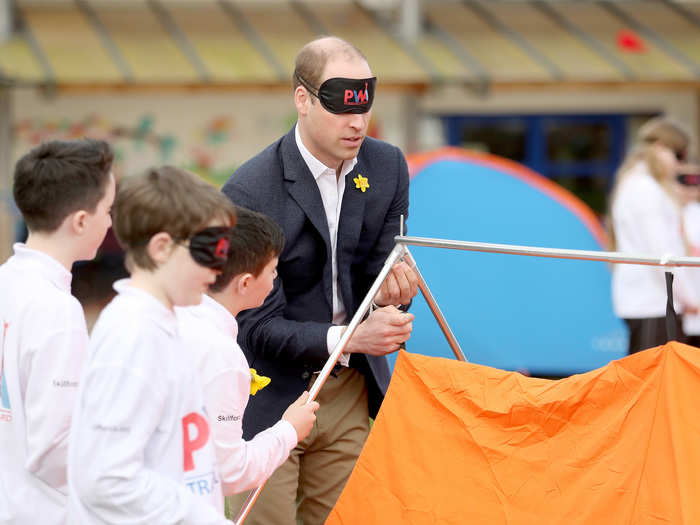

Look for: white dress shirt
[611,161,697,318]
[176,295,297,495]
[0,244,88,525]
[295,125,357,365]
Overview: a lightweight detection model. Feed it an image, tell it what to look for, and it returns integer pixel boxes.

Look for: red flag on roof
[327,343,700,524]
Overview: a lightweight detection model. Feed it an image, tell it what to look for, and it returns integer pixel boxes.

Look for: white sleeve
[684,204,700,249]
[71,365,228,525]
[624,192,699,308]
[673,268,700,310]
[327,325,349,367]
[629,194,680,256]
[23,322,88,494]
[204,362,297,495]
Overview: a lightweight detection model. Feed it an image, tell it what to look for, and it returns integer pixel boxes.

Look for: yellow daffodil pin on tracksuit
[250,368,271,395]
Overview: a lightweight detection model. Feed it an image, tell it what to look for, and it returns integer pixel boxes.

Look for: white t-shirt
[177,295,297,496]
[67,281,228,525]
[0,244,88,525]
[611,162,697,318]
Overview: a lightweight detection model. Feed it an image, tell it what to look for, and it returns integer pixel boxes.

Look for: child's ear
[148,232,174,265]
[70,210,89,235]
[237,273,253,294]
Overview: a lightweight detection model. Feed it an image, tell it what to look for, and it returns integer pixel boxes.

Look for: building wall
[9,88,408,180]
[2,88,408,254]
[418,86,700,152]
[2,85,698,256]
[0,88,10,261]
[0,0,9,44]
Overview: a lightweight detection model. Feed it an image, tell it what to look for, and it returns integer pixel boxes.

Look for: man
[222,36,418,524]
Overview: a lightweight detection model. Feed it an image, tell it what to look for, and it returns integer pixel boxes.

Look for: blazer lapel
[281,131,331,250]
[337,162,367,312]
[280,130,334,309]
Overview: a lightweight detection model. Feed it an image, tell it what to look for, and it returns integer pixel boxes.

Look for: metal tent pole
[404,247,467,362]
[234,243,407,524]
[236,233,700,523]
[396,236,700,268]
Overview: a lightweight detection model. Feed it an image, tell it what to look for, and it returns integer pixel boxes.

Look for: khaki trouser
[228,367,369,524]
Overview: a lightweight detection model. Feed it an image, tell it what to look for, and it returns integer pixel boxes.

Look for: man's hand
[282,391,319,442]
[344,306,414,356]
[374,261,418,307]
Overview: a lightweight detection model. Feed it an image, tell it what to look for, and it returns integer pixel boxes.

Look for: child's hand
[282,391,319,441]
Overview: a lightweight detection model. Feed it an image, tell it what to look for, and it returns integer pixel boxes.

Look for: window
[444,114,629,216]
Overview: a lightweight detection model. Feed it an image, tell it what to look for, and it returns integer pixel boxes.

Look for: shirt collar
[197,294,238,340]
[113,278,178,335]
[11,243,72,292]
[295,124,358,181]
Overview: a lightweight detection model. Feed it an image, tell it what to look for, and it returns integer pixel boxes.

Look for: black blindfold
[187,226,233,270]
[676,162,700,186]
[297,75,376,114]
[676,173,700,187]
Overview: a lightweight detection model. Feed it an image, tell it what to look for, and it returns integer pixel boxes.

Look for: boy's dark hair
[13,139,114,232]
[209,206,284,293]
[113,166,237,271]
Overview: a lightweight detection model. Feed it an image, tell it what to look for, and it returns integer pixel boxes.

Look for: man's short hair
[209,206,284,293]
[113,166,237,271]
[13,139,114,233]
[292,36,367,92]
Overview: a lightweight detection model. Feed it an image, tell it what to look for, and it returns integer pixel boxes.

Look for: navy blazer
[221,127,409,437]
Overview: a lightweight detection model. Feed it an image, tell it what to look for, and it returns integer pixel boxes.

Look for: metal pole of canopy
[234,243,407,524]
[403,247,467,362]
[235,233,700,522]
[396,236,700,268]
[307,243,407,400]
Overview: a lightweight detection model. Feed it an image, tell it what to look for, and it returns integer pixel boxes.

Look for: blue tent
[394,148,628,376]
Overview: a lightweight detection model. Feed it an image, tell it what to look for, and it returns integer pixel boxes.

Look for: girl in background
[678,160,700,347]
[609,117,698,354]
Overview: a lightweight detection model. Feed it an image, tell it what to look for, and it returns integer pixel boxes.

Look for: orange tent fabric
[327,343,700,524]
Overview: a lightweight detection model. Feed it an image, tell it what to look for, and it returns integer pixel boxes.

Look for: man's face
[297,55,373,170]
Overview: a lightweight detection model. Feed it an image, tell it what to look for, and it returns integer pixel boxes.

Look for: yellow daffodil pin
[250,368,271,395]
[353,174,369,193]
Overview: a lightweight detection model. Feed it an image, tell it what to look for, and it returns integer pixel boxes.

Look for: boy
[67,166,235,524]
[177,207,319,501]
[0,139,115,525]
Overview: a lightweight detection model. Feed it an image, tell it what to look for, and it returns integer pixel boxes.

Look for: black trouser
[624,316,686,355]
[686,335,700,348]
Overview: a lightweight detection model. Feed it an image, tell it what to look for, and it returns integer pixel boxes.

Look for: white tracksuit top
[611,161,697,318]
[67,281,228,524]
[0,244,88,525]
[176,295,297,497]
[682,202,700,335]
